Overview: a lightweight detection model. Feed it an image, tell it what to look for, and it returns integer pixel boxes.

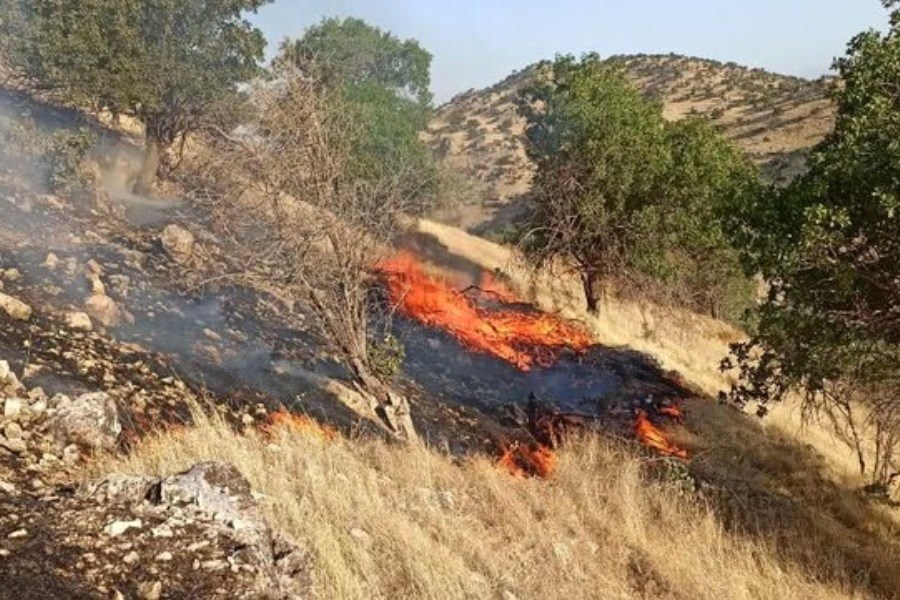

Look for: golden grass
[95,407,875,600]
[413,219,888,485]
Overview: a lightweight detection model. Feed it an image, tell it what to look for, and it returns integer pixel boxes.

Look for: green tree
[723,1,900,487]
[519,54,757,317]
[652,118,759,321]
[5,0,270,194]
[278,17,433,106]
[278,18,436,202]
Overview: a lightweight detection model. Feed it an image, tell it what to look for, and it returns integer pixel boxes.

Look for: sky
[250,1,890,103]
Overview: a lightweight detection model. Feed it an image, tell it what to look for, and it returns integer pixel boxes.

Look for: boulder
[50,392,121,451]
[160,224,194,262]
[84,294,122,327]
[65,311,93,331]
[0,361,25,397]
[86,462,311,598]
[0,292,32,320]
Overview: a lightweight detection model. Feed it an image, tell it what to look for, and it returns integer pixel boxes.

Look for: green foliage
[5,0,270,189]
[279,17,433,106]
[519,54,758,319]
[279,17,437,206]
[723,1,900,484]
[46,127,96,192]
[369,334,406,382]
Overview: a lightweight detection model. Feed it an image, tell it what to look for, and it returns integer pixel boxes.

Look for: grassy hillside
[425,54,836,230]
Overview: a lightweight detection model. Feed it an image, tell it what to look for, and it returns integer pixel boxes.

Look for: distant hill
[425,54,837,231]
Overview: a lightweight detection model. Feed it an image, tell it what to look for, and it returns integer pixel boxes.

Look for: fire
[478,271,519,304]
[263,409,339,442]
[635,410,687,459]
[497,443,558,478]
[378,252,592,371]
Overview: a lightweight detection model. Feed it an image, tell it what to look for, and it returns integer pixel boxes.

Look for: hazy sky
[250,1,889,103]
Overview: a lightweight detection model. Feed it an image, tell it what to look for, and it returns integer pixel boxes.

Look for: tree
[723,1,900,489]
[5,0,270,194]
[277,18,436,201]
[519,55,757,318]
[651,118,759,321]
[189,71,432,443]
[519,55,667,313]
[278,17,433,106]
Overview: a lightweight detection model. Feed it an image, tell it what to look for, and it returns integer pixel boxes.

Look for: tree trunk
[288,363,417,443]
[582,271,601,314]
[134,133,163,196]
[350,357,418,444]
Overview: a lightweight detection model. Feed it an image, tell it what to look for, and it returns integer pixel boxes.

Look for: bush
[46,127,96,192]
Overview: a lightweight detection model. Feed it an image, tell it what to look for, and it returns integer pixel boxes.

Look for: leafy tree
[519,54,757,317]
[723,1,900,488]
[278,17,433,106]
[278,18,436,201]
[652,118,759,321]
[5,0,270,194]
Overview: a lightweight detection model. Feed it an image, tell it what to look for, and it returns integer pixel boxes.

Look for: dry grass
[95,406,876,600]
[413,218,900,490]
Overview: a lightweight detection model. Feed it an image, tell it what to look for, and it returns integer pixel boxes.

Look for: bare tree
[188,71,434,443]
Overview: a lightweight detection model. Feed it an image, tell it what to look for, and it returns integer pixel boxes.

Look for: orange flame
[498,443,558,478]
[635,410,687,459]
[378,252,592,371]
[263,409,339,442]
[478,272,519,304]
[657,404,683,420]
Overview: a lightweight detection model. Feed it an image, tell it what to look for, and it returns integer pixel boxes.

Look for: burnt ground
[0,92,699,599]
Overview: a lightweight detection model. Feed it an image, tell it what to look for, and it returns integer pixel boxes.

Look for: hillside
[425,54,836,230]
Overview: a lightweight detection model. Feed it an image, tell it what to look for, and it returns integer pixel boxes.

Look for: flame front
[498,443,558,478]
[635,410,687,458]
[378,252,592,371]
[263,409,339,442]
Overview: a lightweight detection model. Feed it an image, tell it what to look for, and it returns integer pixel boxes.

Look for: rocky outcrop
[0,356,311,599]
[50,391,121,451]
[83,462,311,599]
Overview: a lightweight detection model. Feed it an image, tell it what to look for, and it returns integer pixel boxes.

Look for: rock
[84,294,121,327]
[0,362,24,397]
[86,259,103,276]
[43,253,60,270]
[0,292,32,320]
[62,445,80,464]
[81,473,160,504]
[50,391,121,451]
[3,398,24,419]
[104,519,142,537]
[151,525,174,538]
[4,422,23,440]
[0,480,16,494]
[0,435,26,454]
[89,462,311,598]
[136,581,162,600]
[160,225,194,262]
[123,551,139,564]
[86,273,106,296]
[2,268,21,282]
[65,311,93,331]
[7,529,27,539]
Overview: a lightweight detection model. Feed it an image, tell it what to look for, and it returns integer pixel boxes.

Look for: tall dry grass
[413,219,879,483]
[96,407,875,600]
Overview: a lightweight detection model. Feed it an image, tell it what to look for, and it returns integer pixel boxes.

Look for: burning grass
[378,251,592,371]
[94,405,879,600]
